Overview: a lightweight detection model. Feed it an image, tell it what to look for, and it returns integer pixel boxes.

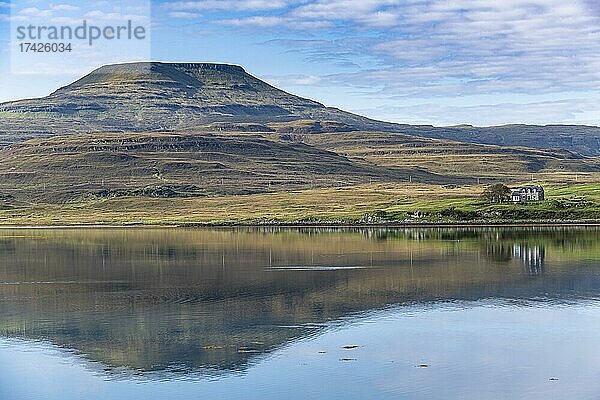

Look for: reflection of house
[512,186,545,203]
[513,244,545,275]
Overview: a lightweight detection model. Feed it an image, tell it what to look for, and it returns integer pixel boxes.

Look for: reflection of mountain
[0,228,599,376]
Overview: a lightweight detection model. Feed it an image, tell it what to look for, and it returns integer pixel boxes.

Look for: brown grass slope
[4,128,596,201]
[0,131,464,204]
[298,131,600,183]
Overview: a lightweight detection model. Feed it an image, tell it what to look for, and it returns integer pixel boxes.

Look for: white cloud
[164,0,295,12]
[221,15,332,29]
[262,74,322,86]
[240,0,600,99]
[83,10,149,22]
[223,15,286,27]
[17,7,52,18]
[5,0,600,126]
[52,4,80,12]
[353,98,600,126]
[289,0,401,26]
[168,11,201,19]
[49,16,83,24]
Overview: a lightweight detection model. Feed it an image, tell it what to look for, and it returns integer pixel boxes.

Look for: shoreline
[1,221,600,229]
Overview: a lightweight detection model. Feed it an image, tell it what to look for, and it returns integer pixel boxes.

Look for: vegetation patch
[96,185,206,199]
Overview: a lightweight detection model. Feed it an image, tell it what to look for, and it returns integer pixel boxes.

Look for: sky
[1,0,599,126]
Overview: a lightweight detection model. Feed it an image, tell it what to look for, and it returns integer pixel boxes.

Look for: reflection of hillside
[0,227,599,376]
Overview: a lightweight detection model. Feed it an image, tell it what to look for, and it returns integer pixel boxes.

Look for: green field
[1,183,599,226]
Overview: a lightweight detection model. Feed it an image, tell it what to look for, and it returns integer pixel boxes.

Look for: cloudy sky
[1,0,599,126]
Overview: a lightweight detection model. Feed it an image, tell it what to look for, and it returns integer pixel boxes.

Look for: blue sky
[1,0,600,126]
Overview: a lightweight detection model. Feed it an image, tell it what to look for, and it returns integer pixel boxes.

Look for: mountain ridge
[0,62,410,147]
[0,61,599,156]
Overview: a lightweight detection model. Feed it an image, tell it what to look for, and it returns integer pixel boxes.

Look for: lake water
[1,227,599,400]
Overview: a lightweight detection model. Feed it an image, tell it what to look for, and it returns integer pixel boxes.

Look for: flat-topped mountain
[0,62,394,139]
[0,62,599,156]
[50,62,323,113]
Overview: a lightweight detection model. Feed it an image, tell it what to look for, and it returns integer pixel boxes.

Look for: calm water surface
[0,227,599,399]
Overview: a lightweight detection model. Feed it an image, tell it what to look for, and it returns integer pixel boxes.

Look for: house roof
[514,185,544,191]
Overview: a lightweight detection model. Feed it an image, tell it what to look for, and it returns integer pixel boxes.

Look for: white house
[511,185,545,203]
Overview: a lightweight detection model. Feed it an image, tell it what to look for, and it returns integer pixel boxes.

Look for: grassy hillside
[0,127,598,225]
[1,183,599,225]
[299,131,600,182]
[1,129,597,200]
[392,124,600,157]
[0,131,460,204]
